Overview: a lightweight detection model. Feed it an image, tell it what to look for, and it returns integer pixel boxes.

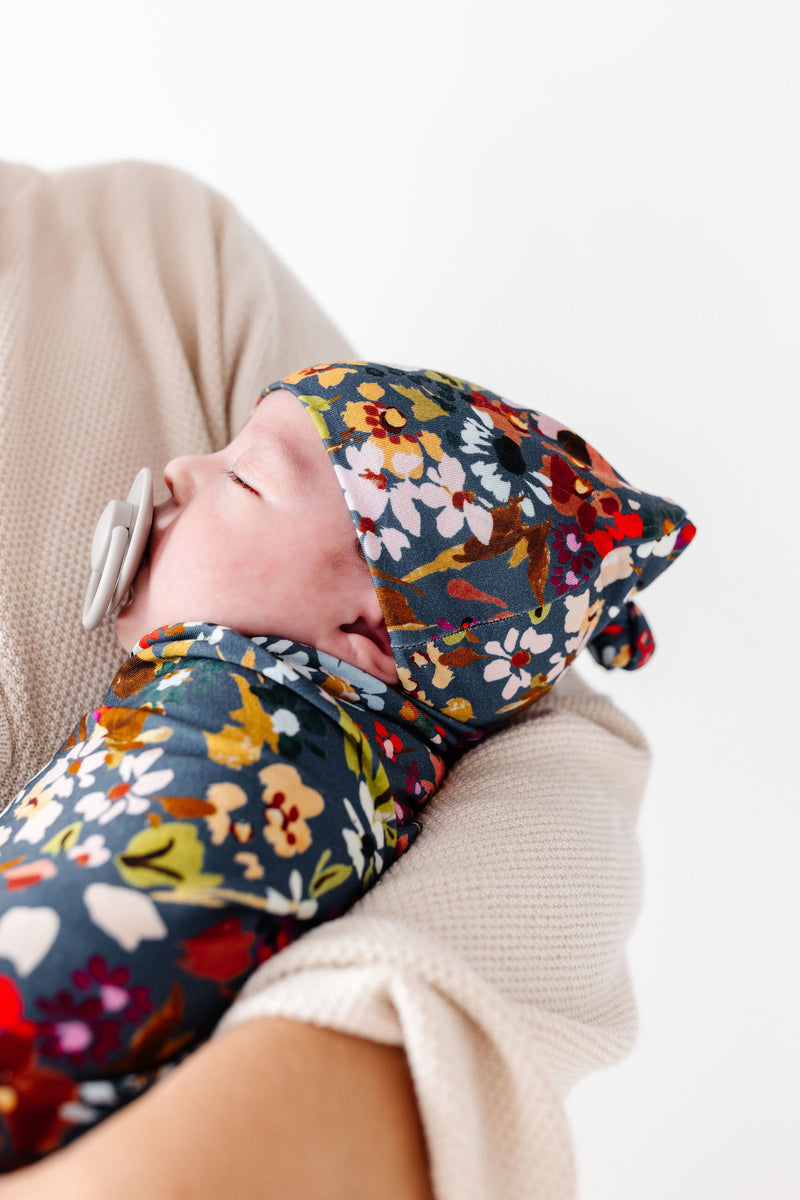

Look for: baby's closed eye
[225,469,260,496]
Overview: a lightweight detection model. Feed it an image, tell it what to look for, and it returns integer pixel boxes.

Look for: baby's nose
[163,454,203,501]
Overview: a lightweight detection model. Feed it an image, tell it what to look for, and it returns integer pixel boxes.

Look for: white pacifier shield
[82,468,154,631]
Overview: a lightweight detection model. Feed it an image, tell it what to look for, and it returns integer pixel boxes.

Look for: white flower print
[75,747,173,825]
[26,728,109,803]
[67,833,112,867]
[316,654,388,712]
[264,868,319,919]
[342,780,388,880]
[460,413,548,518]
[636,527,680,559]
[483,626,553,699]
[559,589,605,657]
[0,906,60,976]
[546,652,571,685]
[13,797,64,845]
[471,456,511,503]
[270,709,301,737]
[253,641,314,683]
[355,520,410,563]
[83,883,167,953]
[595,545,635,591]
[418,454,493,544]
[157,668,193,691]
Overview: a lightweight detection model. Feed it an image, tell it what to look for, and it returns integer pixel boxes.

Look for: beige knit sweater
[0,161,647,1198]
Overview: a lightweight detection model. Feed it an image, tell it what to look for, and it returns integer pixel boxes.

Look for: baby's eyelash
[226,469,259,496]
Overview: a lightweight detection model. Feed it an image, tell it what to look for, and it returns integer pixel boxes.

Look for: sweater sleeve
[0,160,354,805]
[214,668,649,1200]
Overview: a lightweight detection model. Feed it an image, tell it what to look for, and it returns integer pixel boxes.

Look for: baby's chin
[114,563,152,653]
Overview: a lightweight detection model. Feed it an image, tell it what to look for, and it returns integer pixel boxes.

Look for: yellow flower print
[205,676,280,769]
[259,764,324,858]
[342,399,387,435]
[234,851,264,881]
[357,381,385,401]
[203,782,248,846]
[282,364,362,389]
[96,705,172,770]
[408,643,454,691]
[395,667,434,708]
[441,696,474,722]
[321,673,360,705]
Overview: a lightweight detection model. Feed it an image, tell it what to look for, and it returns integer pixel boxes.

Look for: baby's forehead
[234,389,365,565]
[237,389,333,475]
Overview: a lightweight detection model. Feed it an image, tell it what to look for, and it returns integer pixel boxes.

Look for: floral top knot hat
[266,361,696,731]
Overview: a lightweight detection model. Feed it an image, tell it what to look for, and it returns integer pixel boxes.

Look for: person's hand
[0,1019,434,1200]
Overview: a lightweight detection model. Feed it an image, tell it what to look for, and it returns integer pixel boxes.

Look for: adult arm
[0,1020,432,1200]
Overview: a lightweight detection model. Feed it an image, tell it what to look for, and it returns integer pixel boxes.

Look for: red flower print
[374,722,403,761]
[588,508,644,557]
[0,975,36,1039]
[177,917,256,982]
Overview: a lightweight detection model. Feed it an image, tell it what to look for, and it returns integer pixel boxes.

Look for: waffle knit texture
[217,667,647,1199]
[0,159,351,803]
[0,161,647,1197]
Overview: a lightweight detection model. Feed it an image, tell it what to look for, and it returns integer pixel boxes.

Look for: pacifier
[82,468,154,631]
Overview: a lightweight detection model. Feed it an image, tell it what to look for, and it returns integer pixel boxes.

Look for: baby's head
[115,388,397,682]
[117,361,694,732]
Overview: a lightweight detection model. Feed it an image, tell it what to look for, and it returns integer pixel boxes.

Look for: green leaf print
[336,705,397,851]
[309,849,353,899]
[41,821,83,856]
[116,823,223,891]
[301,394,333,440]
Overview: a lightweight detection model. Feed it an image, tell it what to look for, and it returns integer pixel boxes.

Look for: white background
[1,2,797,1195]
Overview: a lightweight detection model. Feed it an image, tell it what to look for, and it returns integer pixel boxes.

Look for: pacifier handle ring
[82,524,128,629]
[82,468,154,632]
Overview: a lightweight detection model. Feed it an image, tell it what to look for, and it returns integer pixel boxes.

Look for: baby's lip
[152,497,178,530]
[147,499,178,559]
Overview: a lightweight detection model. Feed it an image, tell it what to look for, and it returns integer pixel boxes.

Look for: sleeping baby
[0,361,694,1167]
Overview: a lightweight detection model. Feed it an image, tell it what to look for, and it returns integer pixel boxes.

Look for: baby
[0,361,694,1168]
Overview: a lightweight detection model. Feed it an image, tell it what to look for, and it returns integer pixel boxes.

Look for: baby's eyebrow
[244,430,305,481]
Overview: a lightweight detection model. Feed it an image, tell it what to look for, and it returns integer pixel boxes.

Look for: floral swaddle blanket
[0,362,694,1167]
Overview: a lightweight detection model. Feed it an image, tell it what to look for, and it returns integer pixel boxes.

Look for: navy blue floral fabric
[0,361,693,1168]
[268,362,696,725]
[0,626,453,1166]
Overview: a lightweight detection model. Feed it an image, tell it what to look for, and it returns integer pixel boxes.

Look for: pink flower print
[550,521,598,595]
[355,516,410,562]
[334,443,390,524]
[52,1020,94,1055]
[388,478,423,537]
[334,446,411,560]
[418,455,493,544]
[37,956,151,1065]
[484,626,554,699]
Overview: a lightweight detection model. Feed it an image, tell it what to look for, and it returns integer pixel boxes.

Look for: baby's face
[116,390,394,678]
